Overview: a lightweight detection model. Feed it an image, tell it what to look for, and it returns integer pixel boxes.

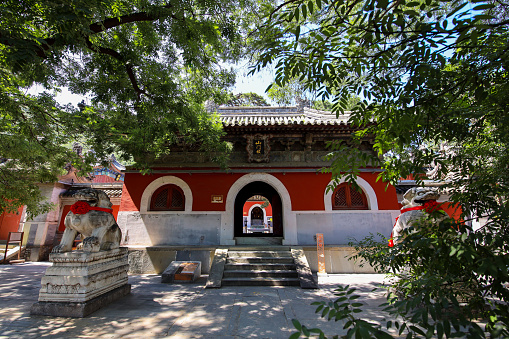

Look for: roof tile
[217,106,349,126]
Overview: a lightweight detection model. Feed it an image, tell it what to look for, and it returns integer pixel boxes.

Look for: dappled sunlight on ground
[0,263,389,338]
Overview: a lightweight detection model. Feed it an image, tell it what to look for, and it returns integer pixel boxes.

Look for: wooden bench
[2,232,24,264]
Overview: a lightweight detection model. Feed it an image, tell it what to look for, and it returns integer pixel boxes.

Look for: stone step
[235,237,283,245]
[224,263,297,271]
[227,251,292,258]
[223,270,298,278]
[228,246,291,251]
[221,277,300,286]
[207,247,317,289]
[223,249,299,285]
[226,257,294,264]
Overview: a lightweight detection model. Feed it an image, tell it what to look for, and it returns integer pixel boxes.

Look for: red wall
[395,201,463,221]
[0,206,23,240]
[441,202,462,220]
[120,170,400,212]
[243,201,273,216]
[120,172,244,212]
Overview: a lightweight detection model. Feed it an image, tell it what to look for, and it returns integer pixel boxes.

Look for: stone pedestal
[31,247,130,317]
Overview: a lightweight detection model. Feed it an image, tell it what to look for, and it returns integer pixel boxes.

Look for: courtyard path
[0,263,391,338]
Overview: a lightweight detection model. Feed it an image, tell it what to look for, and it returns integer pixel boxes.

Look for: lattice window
[333,185,348,208]
[170,189,184,209]
[332,183,368,210]
[349,189,365,207]
[150,184,185,211]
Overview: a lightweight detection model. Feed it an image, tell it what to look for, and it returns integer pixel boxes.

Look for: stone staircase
[222,248,299,286]
[206,246,317,288]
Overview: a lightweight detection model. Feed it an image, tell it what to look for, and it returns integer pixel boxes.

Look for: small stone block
[291,247,318,289]
[206,249,228,288]
[162,261,201,283]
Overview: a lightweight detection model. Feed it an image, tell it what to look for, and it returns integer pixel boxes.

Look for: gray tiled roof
[218,106,350,126]
[60,187,123,198]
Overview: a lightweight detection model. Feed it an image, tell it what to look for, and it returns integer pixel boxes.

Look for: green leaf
[292,319,303,331]
[302,325,310,337]
[472,3,495,10]
[409,326,425,336]
[308,1,314,14]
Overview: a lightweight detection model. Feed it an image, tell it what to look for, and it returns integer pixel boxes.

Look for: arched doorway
[250,206,264,224]
[234,181,283,237]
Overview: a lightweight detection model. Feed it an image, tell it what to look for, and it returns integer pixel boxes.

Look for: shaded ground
[0,263,392,338]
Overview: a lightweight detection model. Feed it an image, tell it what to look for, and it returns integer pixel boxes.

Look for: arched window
[150,184,185,211]
[332,183,368,210]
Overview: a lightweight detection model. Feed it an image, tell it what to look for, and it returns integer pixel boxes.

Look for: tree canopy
[254,0,509,229]
[0,0,263,215]
[253,0,509,336]
[224,92,270,106]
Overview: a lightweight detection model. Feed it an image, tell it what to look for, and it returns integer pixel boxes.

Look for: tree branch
[88,4,179,34]
[0,5,180,59]
[85,39,148,99]
[0,32,53,59]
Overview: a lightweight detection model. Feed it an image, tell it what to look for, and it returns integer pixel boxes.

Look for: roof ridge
[217,106,350,126]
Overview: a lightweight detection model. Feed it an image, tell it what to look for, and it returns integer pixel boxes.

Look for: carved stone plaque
[246,134,271,163]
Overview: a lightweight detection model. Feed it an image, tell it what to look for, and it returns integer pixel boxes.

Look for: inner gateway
[234,181,283,238]
[244,196,272,234]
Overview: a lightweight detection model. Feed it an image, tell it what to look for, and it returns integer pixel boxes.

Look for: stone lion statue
[52,188,121,253]
[391,187,444,245]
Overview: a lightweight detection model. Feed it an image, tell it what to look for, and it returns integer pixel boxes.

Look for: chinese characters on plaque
[254,139,264,155]
[211,195,223,203]
[246,134,271,163]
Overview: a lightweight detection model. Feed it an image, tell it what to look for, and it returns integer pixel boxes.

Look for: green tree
[265,77,360,109]
[311,96,360,111]
[266,77,305,105]
[0,0,262,215]
[253,0,509,337]
[224,92,270,106]
[311,99,333,111]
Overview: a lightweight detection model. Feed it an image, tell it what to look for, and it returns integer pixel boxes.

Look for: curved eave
[222,121,359,134]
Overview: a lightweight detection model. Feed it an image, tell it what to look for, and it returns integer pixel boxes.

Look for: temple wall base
[125,246,376,274]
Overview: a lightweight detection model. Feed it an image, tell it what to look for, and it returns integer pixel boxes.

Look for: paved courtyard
[0,263,392,338]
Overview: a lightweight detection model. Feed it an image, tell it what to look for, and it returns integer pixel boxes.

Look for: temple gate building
[3,106,464,278]
[117,106,402,274]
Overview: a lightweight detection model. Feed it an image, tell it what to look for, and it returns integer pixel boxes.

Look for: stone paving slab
[0,263,390,338]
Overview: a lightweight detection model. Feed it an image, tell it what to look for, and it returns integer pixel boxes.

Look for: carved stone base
[31,284,131,318]
[31,248,130,317]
